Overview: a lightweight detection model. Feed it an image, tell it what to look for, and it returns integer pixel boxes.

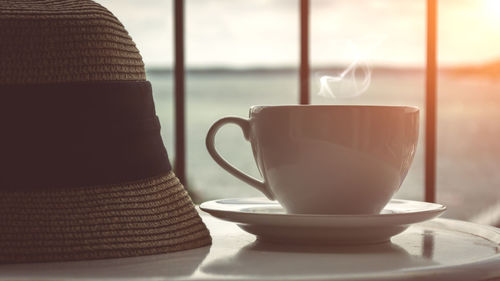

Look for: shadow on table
[202,239,438,277]
[0,246,210,279]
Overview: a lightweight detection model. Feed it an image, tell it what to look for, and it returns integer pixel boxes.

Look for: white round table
[1,209,499,281]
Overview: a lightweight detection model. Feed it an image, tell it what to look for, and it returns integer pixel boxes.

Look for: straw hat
[0,0,211,263]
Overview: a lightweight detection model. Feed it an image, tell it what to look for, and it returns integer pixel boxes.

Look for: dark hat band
[0,81,171,191]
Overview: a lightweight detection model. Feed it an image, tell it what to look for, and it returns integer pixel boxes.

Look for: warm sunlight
[484,0,500,23]
[1,0,500,279]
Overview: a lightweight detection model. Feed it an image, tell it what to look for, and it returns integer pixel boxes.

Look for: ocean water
[147,69,500,222]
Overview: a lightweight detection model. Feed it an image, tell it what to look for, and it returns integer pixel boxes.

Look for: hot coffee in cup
[206,105,419,214]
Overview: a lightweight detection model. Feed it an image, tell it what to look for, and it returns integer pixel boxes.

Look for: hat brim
[0,171,211,263]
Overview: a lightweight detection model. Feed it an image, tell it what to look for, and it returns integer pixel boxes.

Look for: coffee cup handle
[206,117,274,200]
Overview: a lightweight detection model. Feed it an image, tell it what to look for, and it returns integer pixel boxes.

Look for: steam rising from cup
[317,57,371,98]
[317,36,385,99]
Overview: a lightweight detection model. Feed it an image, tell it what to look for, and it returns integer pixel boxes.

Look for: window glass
[310,0,426,202]
[185,0,299,200]
[437,0,500,222]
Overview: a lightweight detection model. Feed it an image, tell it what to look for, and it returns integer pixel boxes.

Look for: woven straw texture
[0,171,211,263]
[0,0,146,84]
[0,0,211,263]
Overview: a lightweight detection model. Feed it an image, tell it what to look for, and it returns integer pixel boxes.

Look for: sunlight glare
[484,0,500,24]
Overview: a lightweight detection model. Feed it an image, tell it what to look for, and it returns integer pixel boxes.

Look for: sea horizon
[146,59,500,79]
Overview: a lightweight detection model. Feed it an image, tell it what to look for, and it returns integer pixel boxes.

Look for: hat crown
[0,1,212,263]
[0,0,146,84]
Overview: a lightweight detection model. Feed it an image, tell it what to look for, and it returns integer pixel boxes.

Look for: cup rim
[250,104,419,114]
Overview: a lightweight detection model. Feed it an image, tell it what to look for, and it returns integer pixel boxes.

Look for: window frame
[172,0,438,202]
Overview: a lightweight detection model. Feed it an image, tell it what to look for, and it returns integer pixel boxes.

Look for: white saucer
[200,198,446,245]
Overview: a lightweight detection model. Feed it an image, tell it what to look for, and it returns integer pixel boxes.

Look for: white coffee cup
[206,105,419,214]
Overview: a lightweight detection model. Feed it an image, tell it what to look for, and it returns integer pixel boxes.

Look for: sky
[96,0,500,68]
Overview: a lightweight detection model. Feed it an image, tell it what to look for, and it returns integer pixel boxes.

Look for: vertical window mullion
[425,0,437,203]
[174,0,186,184]
[300,0,310,105]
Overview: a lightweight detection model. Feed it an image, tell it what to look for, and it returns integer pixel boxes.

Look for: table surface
[1,209,500,281]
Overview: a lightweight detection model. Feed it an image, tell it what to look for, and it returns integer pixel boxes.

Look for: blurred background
[96,0,500,223]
